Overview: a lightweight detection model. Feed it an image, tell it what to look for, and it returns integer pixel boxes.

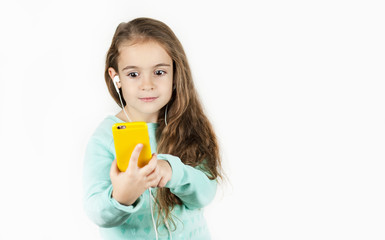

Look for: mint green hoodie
[83,115,217,239]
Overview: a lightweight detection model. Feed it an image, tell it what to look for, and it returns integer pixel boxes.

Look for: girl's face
[109,40,173,122]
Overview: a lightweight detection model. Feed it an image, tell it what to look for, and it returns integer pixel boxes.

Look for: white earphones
[112,75,132,122]
[112,75,120,94]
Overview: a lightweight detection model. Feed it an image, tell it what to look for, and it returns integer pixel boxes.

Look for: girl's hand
[110,144,159,206]
[109,144,173,206]
[152,159,172,188]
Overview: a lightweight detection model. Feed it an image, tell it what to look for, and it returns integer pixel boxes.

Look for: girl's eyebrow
[122,63,171,72]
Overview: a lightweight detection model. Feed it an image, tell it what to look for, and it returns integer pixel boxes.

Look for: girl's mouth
[139,97,158,102]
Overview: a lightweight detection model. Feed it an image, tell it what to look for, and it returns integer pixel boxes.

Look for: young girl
[83,17,222,240]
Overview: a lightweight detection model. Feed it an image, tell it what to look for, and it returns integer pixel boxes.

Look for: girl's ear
[108,67,121,88]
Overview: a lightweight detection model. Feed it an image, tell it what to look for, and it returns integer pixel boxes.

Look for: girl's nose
[140,75,155,91]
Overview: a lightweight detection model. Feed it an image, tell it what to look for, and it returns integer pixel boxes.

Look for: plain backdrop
[0,0,384,239]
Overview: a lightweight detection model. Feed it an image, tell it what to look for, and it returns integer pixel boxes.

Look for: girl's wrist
[111,190,136,206]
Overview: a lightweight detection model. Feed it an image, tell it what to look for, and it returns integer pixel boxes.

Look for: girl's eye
[155,70,166,76]
[128,72,139,78]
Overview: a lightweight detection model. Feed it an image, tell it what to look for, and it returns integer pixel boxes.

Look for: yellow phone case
[112,122,152,171]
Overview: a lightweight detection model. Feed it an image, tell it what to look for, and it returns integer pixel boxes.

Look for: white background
[0,0,384,239]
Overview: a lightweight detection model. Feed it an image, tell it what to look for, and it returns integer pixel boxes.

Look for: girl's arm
[157,154,217,210]
[83,137,145,228]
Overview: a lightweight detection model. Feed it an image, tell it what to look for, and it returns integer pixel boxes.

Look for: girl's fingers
[146,165,159,178]
[110,159,119,177]
[128,144,143,170]
[157,176,167,188]
[146,167,160,182]
[149,174,162,188]
[141,154,158,176]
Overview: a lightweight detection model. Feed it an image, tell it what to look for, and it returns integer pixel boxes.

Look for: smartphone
[112,122,152,171]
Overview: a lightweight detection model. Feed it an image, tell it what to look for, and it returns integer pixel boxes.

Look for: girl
[83,17,222,240]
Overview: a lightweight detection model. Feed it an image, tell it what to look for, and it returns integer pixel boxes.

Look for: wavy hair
[104,17,223,229]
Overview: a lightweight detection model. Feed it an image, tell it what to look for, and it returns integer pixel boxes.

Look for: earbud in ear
[111,75,131,122]
[113,75,120,83]
[112,75,120,93]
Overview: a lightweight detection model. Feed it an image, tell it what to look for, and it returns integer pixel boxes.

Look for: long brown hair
[104,17,223,229]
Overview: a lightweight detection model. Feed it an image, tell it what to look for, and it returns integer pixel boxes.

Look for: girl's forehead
[117,40,172,69]
[119,39,165,52]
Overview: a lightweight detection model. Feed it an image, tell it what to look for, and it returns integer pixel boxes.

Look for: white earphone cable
[116,90,132,123]
[149,188,172,240]
[149,188,159,240]
[164,104,168,126]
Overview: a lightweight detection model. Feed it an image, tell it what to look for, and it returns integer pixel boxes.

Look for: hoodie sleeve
[157,154,217,210]
[83,130,144,228]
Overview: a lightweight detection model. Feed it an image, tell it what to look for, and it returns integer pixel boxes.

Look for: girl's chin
[128,107,161,118]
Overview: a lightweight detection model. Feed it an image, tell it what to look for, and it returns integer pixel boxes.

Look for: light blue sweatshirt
[83,115,217,239]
